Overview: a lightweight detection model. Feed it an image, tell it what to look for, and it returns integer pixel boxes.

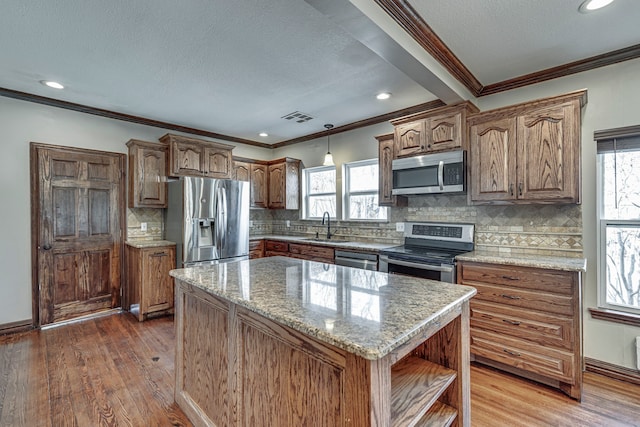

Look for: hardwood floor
[1,313,639,426]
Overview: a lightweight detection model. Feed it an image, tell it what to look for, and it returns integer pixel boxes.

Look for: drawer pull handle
[503,319,521,326]
[152,252,168,256]
[503,349,521,357]
[500,294,521,300]
[502,275,520,281]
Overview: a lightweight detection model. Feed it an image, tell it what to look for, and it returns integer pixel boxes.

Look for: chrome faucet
[322,211,333,239]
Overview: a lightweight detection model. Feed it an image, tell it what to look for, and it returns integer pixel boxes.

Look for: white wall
[0,96,270,325]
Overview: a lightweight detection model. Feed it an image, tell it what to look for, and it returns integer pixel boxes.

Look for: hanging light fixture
[323,124,335,166]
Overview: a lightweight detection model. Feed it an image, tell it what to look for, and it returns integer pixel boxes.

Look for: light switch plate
[396,222,405,232]
[286,220,291,227]
[140,222,147,231]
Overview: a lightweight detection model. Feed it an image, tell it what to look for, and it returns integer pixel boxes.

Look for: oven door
[379,255,455,283]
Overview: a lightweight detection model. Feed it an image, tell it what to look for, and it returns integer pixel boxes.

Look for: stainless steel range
[379,222,474,283]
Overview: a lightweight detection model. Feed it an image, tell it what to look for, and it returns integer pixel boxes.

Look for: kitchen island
[170,256,476,426]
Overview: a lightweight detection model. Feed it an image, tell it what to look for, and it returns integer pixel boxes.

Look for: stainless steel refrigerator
[166,177,249,267]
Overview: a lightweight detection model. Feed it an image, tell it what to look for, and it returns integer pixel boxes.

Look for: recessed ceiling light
[376,92,391,100]
[259,132,268,137]
[41,80,64,89]
[579,0,614,13]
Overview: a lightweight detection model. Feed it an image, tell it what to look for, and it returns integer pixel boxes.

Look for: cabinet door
[377,134,406,207]
[427,111,462,152]
[233,161,250,181]
[516,102,579,202]
[141,247,175,315]
[394,121,426,157]
[268,162,286,208]
[470,118,517,203]
[171,140,203,176]
[127,141,167,208]
[203,146,232,178]
[250,163,268,208]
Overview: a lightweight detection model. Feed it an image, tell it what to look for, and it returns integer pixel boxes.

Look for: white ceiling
[0,0,637,145]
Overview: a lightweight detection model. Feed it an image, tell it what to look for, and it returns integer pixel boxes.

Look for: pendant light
[323,124,334,166]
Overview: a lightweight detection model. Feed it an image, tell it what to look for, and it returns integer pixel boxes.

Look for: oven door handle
[438,160,445,190]
[380,255,453,273]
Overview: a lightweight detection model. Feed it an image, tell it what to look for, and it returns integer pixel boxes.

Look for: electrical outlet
[286,220,291,228]
[249,220,254,227]
[396,222,405,232]
[140,222,147,231]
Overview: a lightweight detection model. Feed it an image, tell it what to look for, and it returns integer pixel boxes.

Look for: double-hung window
[302,165,336,219]
[343,159,387,221]
[597,130,640,315]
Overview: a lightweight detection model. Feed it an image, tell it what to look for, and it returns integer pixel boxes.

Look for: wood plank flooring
[1,313,639,426]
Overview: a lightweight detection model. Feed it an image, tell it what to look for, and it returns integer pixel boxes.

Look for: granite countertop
[250,234,398,252]
[170,257,476,360]
[456,250,587,272]
[125,240,176,249]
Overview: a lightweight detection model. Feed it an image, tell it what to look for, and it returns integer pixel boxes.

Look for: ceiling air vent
[281,111,314,123]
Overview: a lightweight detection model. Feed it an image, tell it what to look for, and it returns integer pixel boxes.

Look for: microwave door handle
[438,160,444,190]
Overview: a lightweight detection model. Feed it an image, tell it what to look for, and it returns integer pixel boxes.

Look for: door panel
[32,143,125,326]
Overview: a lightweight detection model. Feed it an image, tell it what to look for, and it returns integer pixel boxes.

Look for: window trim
[342,158,388,222]
[596,149,640,316]
[301,165,336,220]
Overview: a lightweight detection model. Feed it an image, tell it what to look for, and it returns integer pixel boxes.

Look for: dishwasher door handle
[379,255,453,273]
[334,256,378,270]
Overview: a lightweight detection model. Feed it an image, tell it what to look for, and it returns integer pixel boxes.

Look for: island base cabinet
[174,280,471,427]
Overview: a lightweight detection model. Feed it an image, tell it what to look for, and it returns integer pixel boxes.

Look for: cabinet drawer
[459,262,574,295]
[471,328,574,383]
[265,251,288,258]
[265,240,288,252]
[289,243,334,260]
[470,300,573,350]
[472,283,573,316]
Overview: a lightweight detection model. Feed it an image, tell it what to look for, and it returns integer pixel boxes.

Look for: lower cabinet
[457,260,583,400]
[264,240,334,263]
[249,240,264,259]
[125,243,176,321]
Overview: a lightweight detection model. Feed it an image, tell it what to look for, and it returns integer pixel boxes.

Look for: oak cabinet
[268,158,300,210]
[391,102,479,158]
[288,243,334,263]
[250,163,268,208]
[469,90,586,205]
[376,133,407,207]
[125,243,176,321]
[249,240,264,259]
[160,133,234,179]
[126,139,168,208]
[232,160,250,182]
[457,260,583,400]
[264,240,289,258]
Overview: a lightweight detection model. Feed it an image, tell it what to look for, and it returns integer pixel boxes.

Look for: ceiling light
[259,132,268,137]
[41,80,64,89]
[323,124,334,166]
[579,0,614,13]
[376,92,391,100]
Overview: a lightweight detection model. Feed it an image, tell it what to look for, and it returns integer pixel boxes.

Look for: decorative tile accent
[126,208,163,240]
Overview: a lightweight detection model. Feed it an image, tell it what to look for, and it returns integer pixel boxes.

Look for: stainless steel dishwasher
[334,250,378,271]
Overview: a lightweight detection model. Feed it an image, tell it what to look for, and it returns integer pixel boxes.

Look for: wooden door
[31,143,125,326]
[516,101,579,202]
[203,146,231,178]
[470,118,517,203]
[171,139,204,176]
[250,163,268,208]
[126,140,167,208]
[232,160,250,181]
[141,246,175,316]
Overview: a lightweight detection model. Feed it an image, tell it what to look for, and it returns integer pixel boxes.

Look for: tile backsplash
[127,194,583,258]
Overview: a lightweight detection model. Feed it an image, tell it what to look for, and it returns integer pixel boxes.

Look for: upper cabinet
[469,90,586,205]
[268,158,300,210]
[160,133,234,179]
[126,139,168,208]
[232,158,269,208]
[232,159,251,182]
[391,102,479,157]
[376,133,407,207]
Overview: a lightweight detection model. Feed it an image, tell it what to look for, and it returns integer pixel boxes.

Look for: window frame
[301,165,336,220]
[341,158,388,222]
[596,147,640,316]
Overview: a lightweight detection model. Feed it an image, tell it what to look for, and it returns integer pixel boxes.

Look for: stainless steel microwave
[392,150,466,195]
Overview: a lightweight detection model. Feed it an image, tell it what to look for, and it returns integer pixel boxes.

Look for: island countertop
[170,256,476,360]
